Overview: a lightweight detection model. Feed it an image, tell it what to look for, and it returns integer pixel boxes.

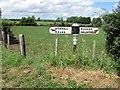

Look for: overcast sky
[0,0,119,20]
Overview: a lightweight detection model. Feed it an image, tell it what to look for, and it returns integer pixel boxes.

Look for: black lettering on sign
[55,28,68,30]
[94,30,98,33]
[51,29,55,31]
[81,31,96,33]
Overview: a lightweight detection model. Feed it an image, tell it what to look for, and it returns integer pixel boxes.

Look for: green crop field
[2,26,118,88]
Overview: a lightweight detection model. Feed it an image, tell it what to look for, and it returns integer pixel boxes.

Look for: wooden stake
[1,31,6,48]
[55,37,59,57]
[92,40,96,60]
[7,34,10,49]
[19,34,26,57]
[0,31,2,44]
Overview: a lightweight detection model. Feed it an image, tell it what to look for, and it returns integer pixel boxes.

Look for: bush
[102,13,120,58]
[91,18,102,27]
[2,20,12,34]
[102,2,120,76]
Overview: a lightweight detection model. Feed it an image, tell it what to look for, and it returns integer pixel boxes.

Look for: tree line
[66,16,91,24]
[20,16,37,26]
[2,16,102,27]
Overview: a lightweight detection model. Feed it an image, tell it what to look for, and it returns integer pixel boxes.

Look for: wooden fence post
[92,40,96,60]
[0,31,2,44]
[19,34,26,57]
[1,31,6,48]
[0,44,2,88]
[7,34,10,49]
[55,37,59,57]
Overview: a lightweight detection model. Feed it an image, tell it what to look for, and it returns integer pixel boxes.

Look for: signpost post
[49,23,99,57]
[71,23,79,57]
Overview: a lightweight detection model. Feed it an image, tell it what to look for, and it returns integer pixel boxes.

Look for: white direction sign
[49,27,72,34]
[49,27,99,34]
[79,27,99,34]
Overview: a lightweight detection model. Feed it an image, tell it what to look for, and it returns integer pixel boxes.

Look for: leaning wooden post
[1,31,6,48]
[55,37,59,57]
[92,40,96,60]
[19,34,26,57]
[7,34,10,49]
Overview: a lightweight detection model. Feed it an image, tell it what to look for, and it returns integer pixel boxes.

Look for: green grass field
[11,26,107,61]
[2,26,118,88]
[36,21,59,25]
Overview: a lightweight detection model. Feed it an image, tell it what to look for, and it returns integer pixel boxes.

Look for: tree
[38,17,41,21]
[56,17,63,22]
[20,16,37,26]
[0,8,2,18]
[66,16,78,23]
[114,1,120,13]
[102,1,120,58]
[86,17,91,24]
[20,17,26,26]
[31,15,35,21]
[81,17,91,24]
[91,17,102,27]
[66,16,91,24]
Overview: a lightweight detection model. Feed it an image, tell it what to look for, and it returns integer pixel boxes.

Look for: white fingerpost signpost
[49,23,99,57]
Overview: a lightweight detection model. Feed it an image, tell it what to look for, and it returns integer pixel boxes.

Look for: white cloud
[94,0,119,2]
[114,3,118,8]
[0,0,103,19]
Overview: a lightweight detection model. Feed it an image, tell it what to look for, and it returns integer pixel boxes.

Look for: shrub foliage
[102,2,120,59]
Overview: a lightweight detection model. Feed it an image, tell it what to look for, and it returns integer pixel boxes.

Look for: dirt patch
[6,81,14,88]
[22,69,31,74]
[9,68,17,74]
[45,66,119,88]
[10,44,19,52]
[0,77,3,88]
